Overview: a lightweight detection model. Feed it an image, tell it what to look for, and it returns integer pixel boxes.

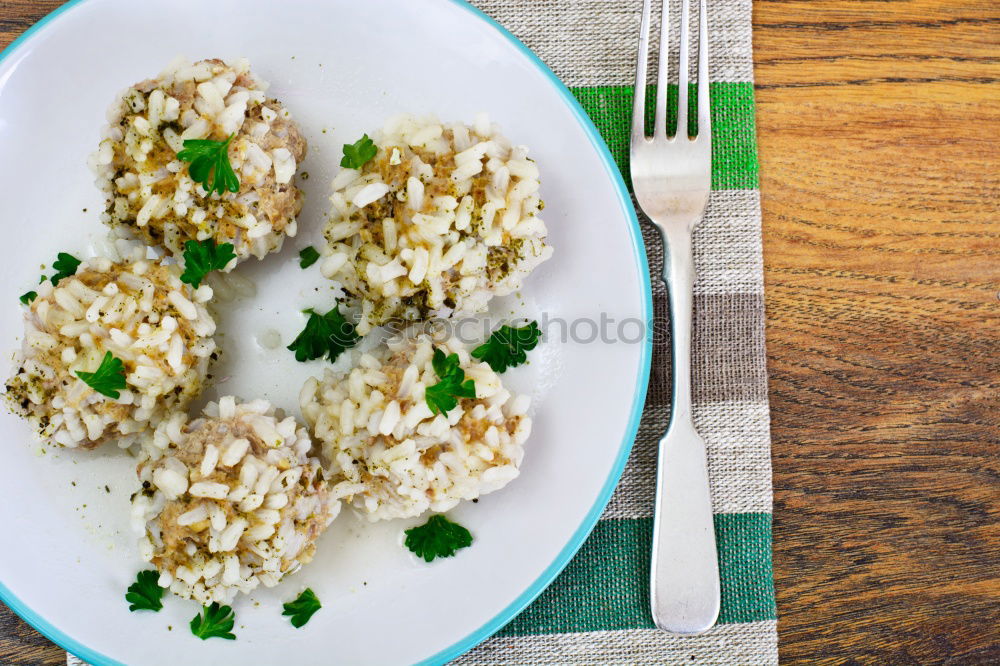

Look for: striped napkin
[452,1,778,663]
[68,1,774,664]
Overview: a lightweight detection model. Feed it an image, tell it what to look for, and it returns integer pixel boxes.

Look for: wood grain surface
[755,0,1000,663]
[1,0,998,664]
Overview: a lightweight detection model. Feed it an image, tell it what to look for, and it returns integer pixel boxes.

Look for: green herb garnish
[472,320,542,373]
[50,252,81,285]
[125,570,163,612]
[177,134,240,195]
[75,351,127,399]
[190,602,236,640]
[340,134,377,169]
[404,515,474,562]
[424,348,476,415]
[179,239,237,288]
[298,246,320,269]
[287,306,358,363]
[19,291,37,305]
[282,588,322,628]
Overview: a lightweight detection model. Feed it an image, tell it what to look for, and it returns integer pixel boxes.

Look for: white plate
[0,1,651,663]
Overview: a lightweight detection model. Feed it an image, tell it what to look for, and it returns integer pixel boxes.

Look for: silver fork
[630,0,720,636]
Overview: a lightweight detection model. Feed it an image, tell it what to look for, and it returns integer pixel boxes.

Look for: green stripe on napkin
[499,513,776,637]
[571,83,759,190]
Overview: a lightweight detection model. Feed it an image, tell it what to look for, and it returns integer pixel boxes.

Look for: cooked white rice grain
[322,114,552,335]
[300,331,531,521]
[5,257,216,450]
[91,57,307,263]
[132,398,338,604]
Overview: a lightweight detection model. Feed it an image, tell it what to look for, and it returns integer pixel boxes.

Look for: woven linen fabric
[67,1,773,664]
[451,1,778,664]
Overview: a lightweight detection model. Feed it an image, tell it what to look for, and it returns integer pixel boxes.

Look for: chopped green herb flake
[190,602,236,640]
[282,588,322,628]
[472,320,542,373]
[75,351,126,399]
[287,306,358,363]
[298,246,321,269]
[50,253,81,285]
[180,239,236,288]
[404,515,473,562]
[19,291,37,305]
[340,134,377,169]
[424,348,476,415]
[177,134,240,195]
[125,570,163,612]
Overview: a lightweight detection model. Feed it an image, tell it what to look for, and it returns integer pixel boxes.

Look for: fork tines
[632,0,710,142]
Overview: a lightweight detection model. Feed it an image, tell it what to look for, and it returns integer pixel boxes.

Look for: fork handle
[650,227,721,635]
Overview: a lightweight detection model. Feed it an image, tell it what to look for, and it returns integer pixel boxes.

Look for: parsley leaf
[177,134,240,196]
[340,134,377,169]
[50,252,81,285]
[298,246,320,269]
[424,348,476,415]
[75,351,127,399]
[125,570,163,612]
[472,320,542,373]
[404,515,474,562]
[19,291,37,305]
[180,239,237,288]
[282,588,322,628]
[190,602,236,640]
[287,306,359,363]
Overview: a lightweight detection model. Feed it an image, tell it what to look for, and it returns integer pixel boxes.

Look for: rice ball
[90,57,307,263]
[131,397,338,604]
[322,113,553,335]
[299,331,532,521]
[5,253,216,450]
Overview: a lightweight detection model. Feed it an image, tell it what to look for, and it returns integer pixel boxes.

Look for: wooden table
[2,0,998,663]
[757,0,999,661]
